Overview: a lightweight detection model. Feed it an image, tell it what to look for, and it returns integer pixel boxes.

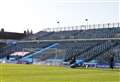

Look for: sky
[0,0,119,33]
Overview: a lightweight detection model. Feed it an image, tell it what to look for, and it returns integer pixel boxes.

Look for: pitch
[0,64,119,82]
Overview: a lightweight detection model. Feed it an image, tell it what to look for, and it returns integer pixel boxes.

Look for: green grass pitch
[0,64,120,82]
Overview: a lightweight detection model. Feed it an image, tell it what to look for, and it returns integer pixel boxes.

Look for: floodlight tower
[85,19,88,30]
[57,21,60,31]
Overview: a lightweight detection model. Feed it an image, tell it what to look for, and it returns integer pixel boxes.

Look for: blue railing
[22,43,59,59]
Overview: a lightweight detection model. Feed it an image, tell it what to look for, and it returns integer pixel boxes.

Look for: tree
[1,28,4,32]
[30,29,33,34]
[24,30,27,35]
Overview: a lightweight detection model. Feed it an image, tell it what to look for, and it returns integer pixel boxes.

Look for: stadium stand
[0,23,120,67]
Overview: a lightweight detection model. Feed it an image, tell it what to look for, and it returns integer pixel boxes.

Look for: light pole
[85,19,88,30]
[57,21,60,31]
